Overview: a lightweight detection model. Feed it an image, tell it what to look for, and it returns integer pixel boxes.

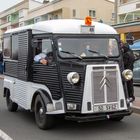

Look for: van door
[32,37,62,100]
[17,30,32,81]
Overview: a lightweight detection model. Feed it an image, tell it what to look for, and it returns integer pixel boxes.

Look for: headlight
[67,72,80,84]
[122,69,133,81]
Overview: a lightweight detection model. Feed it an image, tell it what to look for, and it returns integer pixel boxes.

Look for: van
[2,18,132,129]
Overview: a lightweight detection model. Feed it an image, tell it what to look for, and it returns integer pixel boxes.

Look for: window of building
[3,36,11,58]
[120,0,128,4]
[89,10,96,18]
[112,13,115,19]
[7,26,11,30]
[136,3,140,9]
[11,12,19,23]
[7,15,11,22]
[125,13,133,22]
[19,22,24,27]
[72,9,76,17]
[42,14,48,21]
[26,19,34,25]
[119,14,126,23]
[19,10,24,18]
[54,15,58,19]
[34,17,41,23]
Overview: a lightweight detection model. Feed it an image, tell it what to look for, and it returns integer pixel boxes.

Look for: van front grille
[92,66,118,104]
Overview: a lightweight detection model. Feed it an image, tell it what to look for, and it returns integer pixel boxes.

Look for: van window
[3,37,11,58]
[42,39,52,54]
[33,39,53,55]
[33,39,53,63]
[58,38,119,58]
[12,34,18,60]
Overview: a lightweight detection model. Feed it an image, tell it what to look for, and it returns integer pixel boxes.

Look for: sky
[0,0,23,12]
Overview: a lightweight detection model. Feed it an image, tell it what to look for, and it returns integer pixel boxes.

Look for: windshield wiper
[60,50,83,60]
[87,49,108,59]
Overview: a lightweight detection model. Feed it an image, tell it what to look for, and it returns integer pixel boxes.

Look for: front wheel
[34,95,54,130]
[6,91,18,112]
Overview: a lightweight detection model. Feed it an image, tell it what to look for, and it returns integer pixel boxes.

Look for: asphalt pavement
[0,76,140,140]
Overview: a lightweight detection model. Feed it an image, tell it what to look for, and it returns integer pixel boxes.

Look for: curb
[132,106,140,114]
[131,97,140,114]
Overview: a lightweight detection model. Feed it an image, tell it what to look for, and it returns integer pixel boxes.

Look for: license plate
[94,103,118,112]
[81,25,95,34]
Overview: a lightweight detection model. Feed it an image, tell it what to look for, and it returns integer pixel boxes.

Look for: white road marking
[0,129,13,140]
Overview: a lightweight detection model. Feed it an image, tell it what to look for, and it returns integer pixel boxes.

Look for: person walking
[0,51,3,74]
[121,33,135,102]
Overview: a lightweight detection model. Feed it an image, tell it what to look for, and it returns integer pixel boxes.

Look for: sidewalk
[132,97,140,114]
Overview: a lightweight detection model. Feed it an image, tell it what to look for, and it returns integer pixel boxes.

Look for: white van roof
[5,19,117,34]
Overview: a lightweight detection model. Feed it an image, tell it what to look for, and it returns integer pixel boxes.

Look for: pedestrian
[121,33,136,102]
[0,51,3,74]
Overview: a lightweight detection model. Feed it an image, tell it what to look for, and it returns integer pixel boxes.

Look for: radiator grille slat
[106,71,118,102]
[92,66,118,104]
[93,71,104,104]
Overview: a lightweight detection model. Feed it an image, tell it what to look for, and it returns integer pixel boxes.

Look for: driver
[34,52,48,65]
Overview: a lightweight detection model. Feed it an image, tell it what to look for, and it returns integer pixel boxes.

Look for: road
[134,86,140,97]
[0,79,140,140]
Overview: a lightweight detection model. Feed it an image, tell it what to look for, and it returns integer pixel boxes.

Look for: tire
[6,90,18,112]
[110,116,124,121]
[34,95,54,130]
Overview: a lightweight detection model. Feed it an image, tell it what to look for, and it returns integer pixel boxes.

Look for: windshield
[57,38,119,58]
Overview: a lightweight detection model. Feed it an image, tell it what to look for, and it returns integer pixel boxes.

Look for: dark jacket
[0,52,3,62]
[122,43,135,70]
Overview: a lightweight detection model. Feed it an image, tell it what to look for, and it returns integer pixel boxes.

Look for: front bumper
[65,109,132,122]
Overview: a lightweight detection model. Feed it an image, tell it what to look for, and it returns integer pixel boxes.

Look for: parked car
[130,40,140,84]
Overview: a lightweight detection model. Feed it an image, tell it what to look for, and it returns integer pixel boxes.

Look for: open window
[11,34,19,60]
[3,34,19,60]
[33,38,54,64]
[3,36,11,58]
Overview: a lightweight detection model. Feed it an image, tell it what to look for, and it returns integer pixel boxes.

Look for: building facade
[0,0,115,50]
[0,0,29,50]
[26,0,114,25]
[114,0,140,40]
[117,0,140,24]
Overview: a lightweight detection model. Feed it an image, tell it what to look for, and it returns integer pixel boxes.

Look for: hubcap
[39,108,44,115]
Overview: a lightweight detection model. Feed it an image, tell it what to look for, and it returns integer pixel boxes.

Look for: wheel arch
[3,87,10,97]
[31,89,52,111]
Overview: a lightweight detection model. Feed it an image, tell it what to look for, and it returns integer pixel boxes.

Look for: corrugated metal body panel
[14,80,28,108]
[32,64,61,100]
[60,63,85,112]
[4,30,32,81]
[4,61,18,77]
[17,31,31,81]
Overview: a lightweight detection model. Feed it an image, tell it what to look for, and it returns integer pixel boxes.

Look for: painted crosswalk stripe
[0,129,13,140]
